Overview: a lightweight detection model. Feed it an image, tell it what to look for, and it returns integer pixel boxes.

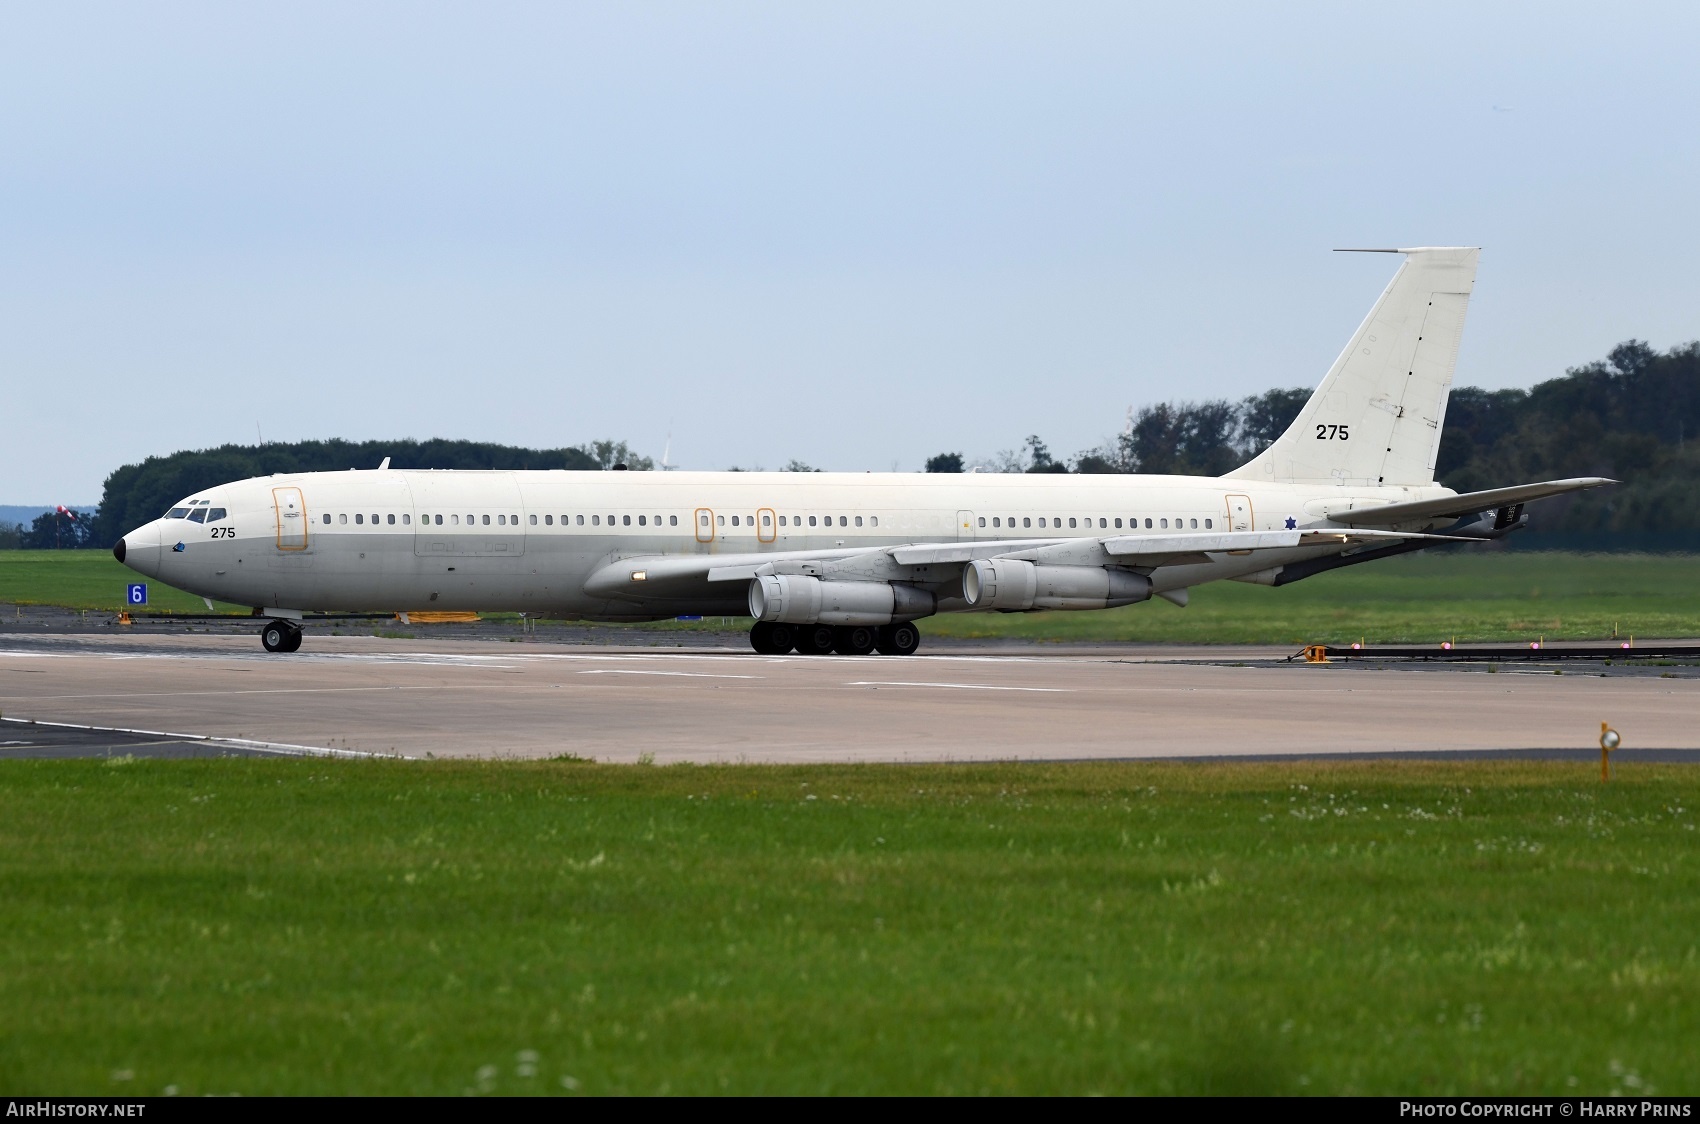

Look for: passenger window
[717,515,724,526]
[853,516,861,527]
[355,514,364,524]
[870,517,878,527]
[1068,517,1076,528]
[808,516,817,527]
[1145,518,1153,529]
[322,513,331,524]
[978,517,986,528]
[1024,517,1031,528]
[1190,518,1198,529]
[839,516,847,527]
[481,515,490,526]
[1205,518,1213,529]
[992,517,1000,528]
[544,515,552,526]
[576,515,584,525]
[497,514,505,525]
[698,514,707,526]
[731,515,739,527]
[592,515,600,526]
[371,514,378,524]
[434,515,443,525]
[530,514,538,526]
[402,514,410,525]
[1099,518,1107,529]
[1038,518,1046,528]
[339,514,348,524]
[764,514,773,527]
[387,514,396,525]
[1161,518,1169,529]
[1114,518,1122,528]
[622,515,631,526]
[779,516,787,526]
[669,515,677,526]
[638,515,646,526]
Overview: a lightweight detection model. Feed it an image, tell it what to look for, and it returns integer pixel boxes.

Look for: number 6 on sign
[126,584,147,606]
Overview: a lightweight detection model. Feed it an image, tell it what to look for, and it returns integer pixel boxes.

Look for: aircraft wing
[1326,477,1615,527]
[582,528,1464,600]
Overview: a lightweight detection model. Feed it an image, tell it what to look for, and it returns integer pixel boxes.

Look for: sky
[3,2,1698,502]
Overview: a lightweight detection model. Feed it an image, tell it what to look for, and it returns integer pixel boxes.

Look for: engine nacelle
[748,575,935,625]
[962,559,1152,611]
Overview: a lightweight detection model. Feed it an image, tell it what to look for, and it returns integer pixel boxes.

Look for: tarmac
[2,626,1697,762]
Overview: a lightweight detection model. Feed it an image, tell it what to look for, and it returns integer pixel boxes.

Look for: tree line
[926,340,1700,534]
[13,339,1699,548]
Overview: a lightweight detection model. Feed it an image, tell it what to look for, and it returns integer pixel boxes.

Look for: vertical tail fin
[1227,247,1479,487]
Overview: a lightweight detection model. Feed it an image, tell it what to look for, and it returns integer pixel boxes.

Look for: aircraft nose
[118,521,164,578]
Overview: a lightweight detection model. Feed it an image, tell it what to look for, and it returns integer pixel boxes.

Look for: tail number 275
[1315,424,1350,441]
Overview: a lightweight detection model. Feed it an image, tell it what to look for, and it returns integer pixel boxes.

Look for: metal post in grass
[1600,723,1620,782]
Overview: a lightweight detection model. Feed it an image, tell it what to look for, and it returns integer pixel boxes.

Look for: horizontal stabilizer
[1326,478,1615,527]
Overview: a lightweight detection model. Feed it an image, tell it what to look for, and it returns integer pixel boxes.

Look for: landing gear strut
[261,619,303,653]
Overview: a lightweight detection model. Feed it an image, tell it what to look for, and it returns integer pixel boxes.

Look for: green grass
[6,548,1700,644]
[925,550,1700,645]
[1,758,1695,1095]
[0,551,247,614]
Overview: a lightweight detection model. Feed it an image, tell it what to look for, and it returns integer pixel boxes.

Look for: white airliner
[116,247,1609,655]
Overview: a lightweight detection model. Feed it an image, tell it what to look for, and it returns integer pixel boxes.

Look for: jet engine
[749,575,936,626]
[962,559,1151,611]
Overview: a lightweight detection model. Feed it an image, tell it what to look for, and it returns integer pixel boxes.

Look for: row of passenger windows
[312,512,882,529]
[979,515,1213,531]
[312,511,1211,532]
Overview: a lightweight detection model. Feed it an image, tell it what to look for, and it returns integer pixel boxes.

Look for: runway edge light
[1600,722,1621,782]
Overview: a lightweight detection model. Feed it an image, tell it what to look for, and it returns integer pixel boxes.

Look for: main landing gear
[260,619,303,653]
[749,621,921,656]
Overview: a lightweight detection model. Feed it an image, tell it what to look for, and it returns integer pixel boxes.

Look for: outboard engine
[962,559,1151,611]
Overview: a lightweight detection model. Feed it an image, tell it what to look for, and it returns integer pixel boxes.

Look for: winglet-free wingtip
[1333,248,1402,253]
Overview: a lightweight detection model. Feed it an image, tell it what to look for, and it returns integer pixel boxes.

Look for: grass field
[3,548,1698,644]
[0,551,247,615]
[1,758,1695,1095]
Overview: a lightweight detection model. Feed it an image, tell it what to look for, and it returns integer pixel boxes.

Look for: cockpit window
[188,508,208,523]
[166,507,191,519]
[207,508,227,522]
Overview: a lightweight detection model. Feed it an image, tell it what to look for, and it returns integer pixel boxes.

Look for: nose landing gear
[747,620,919,656]
[261,619,303,653]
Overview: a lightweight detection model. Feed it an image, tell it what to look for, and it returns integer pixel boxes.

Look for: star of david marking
[1284,517,1297,530]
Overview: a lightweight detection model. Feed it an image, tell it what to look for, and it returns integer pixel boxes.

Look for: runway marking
[0,716,394,759]
[846,681,1070,693]
[578,669,764,680]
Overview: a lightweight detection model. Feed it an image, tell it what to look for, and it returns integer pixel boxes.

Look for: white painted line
[0,715,396,759]
[578,670,763,680]
[845,681,1070,693]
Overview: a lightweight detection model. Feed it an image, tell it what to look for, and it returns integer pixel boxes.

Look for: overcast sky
[3,2,1698,502]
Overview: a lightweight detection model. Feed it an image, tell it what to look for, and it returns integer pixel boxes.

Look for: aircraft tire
[832,625,878,656]
[749,622,795,655]
[875,622,921,656]
[282,626,303,653]
[261,620,293,653]
[794,624,837,655]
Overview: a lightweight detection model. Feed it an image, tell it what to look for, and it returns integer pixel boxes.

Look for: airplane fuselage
[117,468,1451,620]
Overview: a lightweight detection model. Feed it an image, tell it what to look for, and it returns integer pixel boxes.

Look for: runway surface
[2,632,1696,762]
